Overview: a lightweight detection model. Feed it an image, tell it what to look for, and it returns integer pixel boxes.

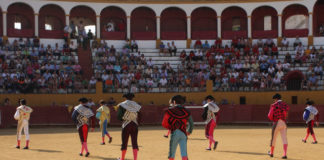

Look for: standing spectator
[170,41,177,56]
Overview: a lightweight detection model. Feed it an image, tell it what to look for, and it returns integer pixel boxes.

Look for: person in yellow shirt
[96,100,112,145]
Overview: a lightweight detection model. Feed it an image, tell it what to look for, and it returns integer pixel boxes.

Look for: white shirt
[102,74,109,81]
[159,78,168,86]
[276,71,284,79]
[273,77,281,84]
[281,39,288,45]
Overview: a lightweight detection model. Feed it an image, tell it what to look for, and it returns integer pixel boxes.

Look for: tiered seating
[91,39,324,93]
[0,39,90,94]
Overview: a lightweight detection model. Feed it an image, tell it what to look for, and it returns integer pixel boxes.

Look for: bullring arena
[1,0,324,159]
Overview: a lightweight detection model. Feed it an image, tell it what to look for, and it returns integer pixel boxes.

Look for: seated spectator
[257,39,263,47]
[169,41,177,56]
[215,37,222,48]
[88,76,97,89]
[294,36,301,48]
[295,43,305,54]
[121,76,130,90]
[293,52,303,67]
[308,74,318,90]
[285,52,292,63]
[281,37,289,50]
[271,44,278,58]
[180,50,187,62]
[314,64,323,80]
[159,42,167,56]
[276,69,284,80]
[259,61,269,72]
[159,76,168,91]
[194,39,202,49]
[202,40,210,50]
[266,38,274,47]
[146,77,154,92]
[69,41,77,52]
[194,50,203,61]
[131,40,138,52]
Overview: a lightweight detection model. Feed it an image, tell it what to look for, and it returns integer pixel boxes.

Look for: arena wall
[1,82,324,107]
[1,105,323,128]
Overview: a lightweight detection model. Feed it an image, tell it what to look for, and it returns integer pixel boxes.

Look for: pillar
[2,11,7,37]
[186,16,191,48]
[35,13,39,37]
[278,14,282,45]
[217,16,221,38]
[278,14,282,37]
[96,15,100,39]
[156,16,161,48]
[65,14,69,26]
[127,16,131,39]
[308,12,313,45]
[248,15,252,38]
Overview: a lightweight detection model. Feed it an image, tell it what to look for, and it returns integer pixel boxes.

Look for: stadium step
[78,46,93,80]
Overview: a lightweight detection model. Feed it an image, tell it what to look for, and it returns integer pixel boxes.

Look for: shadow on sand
[89,156,131,160]
[29,149,63,153]
[218,150,302,160]
[188,138,207,141]
[110,144,142,148]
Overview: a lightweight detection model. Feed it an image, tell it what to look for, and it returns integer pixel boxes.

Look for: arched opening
[100,6,126,40]
[7,3,34,37]
[252,6,278,38]
[313,0,324,36]
[131,7,156,40]
[39,4,65,39]
[221,6,247,39]
[191,7,217,39]
[282,4,308,37]
[70,5,96,38]
[161,7,187,40]
[285,70,304,90]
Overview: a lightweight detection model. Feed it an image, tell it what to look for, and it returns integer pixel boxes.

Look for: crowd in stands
[1,34,324,94]
[0,38,92,94]
[188,36,324,91]
[91,36,324,93]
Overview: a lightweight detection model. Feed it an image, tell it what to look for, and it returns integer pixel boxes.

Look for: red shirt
[272,46,278,52]
[268,100,290,122]
[195,40,202,46]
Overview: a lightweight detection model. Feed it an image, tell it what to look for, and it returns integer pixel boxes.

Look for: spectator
[131,40,138,52]
[308,74,318,90]
[202,40,210,50]
[314,64,323,80]
[294,36,302,48]
[281,37,289,50]
[170,41,177,56]
[159,42,167,56]
[194,39,202,49]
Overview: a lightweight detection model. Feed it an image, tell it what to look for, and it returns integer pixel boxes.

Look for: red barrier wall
[1,105,323,128]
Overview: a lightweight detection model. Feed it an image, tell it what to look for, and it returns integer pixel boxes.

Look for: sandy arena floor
[0,126,323,160]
